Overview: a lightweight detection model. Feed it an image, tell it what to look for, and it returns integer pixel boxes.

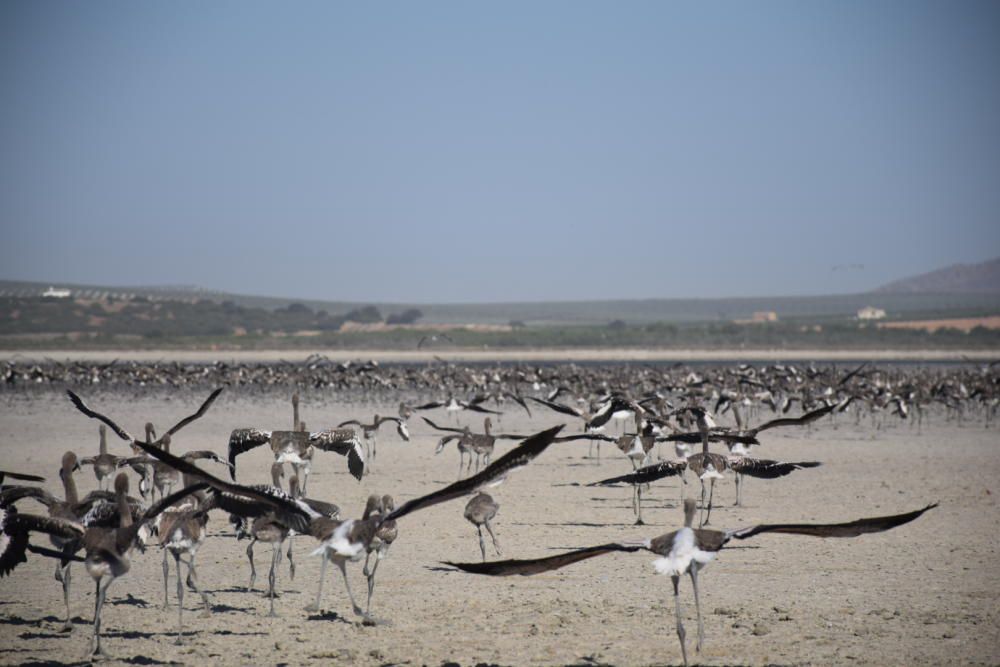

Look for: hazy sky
[2,1,998,303]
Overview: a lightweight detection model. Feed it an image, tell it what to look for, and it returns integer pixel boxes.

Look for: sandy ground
[1,347,997,363]
[1,388,998,666]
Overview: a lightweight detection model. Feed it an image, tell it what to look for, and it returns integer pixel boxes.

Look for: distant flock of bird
[1,357,994,663]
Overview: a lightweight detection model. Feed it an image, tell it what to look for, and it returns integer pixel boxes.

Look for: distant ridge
[875,258,1000,294]
[3,275,999,325]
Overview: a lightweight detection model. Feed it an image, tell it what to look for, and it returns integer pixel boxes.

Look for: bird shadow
[18,661,89,667]
[512,521,635,528]
[0,614,62,626]
[18,631,75,640]
[103,629,175,640]
[120,657,181,666]
[424,565,458,573]
[306,611,351,625]
[212,629,268,637]
[360,615,391,627]
[110,593,150,607]
[4,614,92,631]
[210,531,240,538]
[204,586,254,594]
[210,602,254,614]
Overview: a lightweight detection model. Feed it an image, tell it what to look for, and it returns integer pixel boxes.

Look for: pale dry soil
[0,389,997,666]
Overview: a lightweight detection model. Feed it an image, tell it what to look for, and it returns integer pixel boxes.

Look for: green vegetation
[0,296,383,338]
[386,308,424,325]
[1,296,997,350]
[4,278,999,326]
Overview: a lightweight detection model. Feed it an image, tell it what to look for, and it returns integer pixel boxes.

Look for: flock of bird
[0,357,992,663]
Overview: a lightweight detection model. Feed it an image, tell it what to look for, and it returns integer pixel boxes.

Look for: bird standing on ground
[362,495,397,614]
[337,415,410,473]
[156,493,212,642]
[78,426,123,491]
[464,492,501,561]
[125,424,620,627]
[227,427,365,489]
[1,473,207,660]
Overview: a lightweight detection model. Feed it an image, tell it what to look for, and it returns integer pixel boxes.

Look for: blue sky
[1,1,998,302]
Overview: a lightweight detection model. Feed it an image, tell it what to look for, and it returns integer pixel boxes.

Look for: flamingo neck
[62,466,79,506]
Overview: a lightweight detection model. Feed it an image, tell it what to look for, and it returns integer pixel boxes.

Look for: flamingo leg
[59,559,73,632]
[365,553,382,614]
[698,480,706,527]
[484,520,501,555]
[690,563,705,652]
[704,478,716,525]
[161,548,170,609]
[305,552,327,613]
[335,558,365,618]
[635,483,645,525]
[89,576,112,660]
[267,544,280,617]
[187,557,212,617]
[246,539,257,591]
[476,525,486,561]
[671,575,688,667]
[174,552,184,644]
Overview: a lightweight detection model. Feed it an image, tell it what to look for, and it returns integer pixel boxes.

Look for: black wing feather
[444,543,641,576]
[27,543,86,562]
[227,429,272,480]
[421,417,465,434]
[727,503,937,541]
[182,450,230,466]
[131,439,311,532]
[66,390,135,442]
[753,403,836,434]
[504,393,532,417]
[463,402,502,415]
[203,487,290,520]
[139,483,210,525]
[385,425,564,523]
[8,512,85,541]
[838,361,869,386]
[730,459,821,479]
[0,486,58,508]
[0,471,45,483]
[162,387,224,437]
[309,430,365,481]
[527,396,584,418]
[588,460,687,487]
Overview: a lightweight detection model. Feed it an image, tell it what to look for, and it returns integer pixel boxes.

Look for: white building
[42,286,72,298]
[857,306,886,320]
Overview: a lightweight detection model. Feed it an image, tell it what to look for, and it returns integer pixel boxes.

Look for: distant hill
[3,274,1000,327]
[875,258,1000,294]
